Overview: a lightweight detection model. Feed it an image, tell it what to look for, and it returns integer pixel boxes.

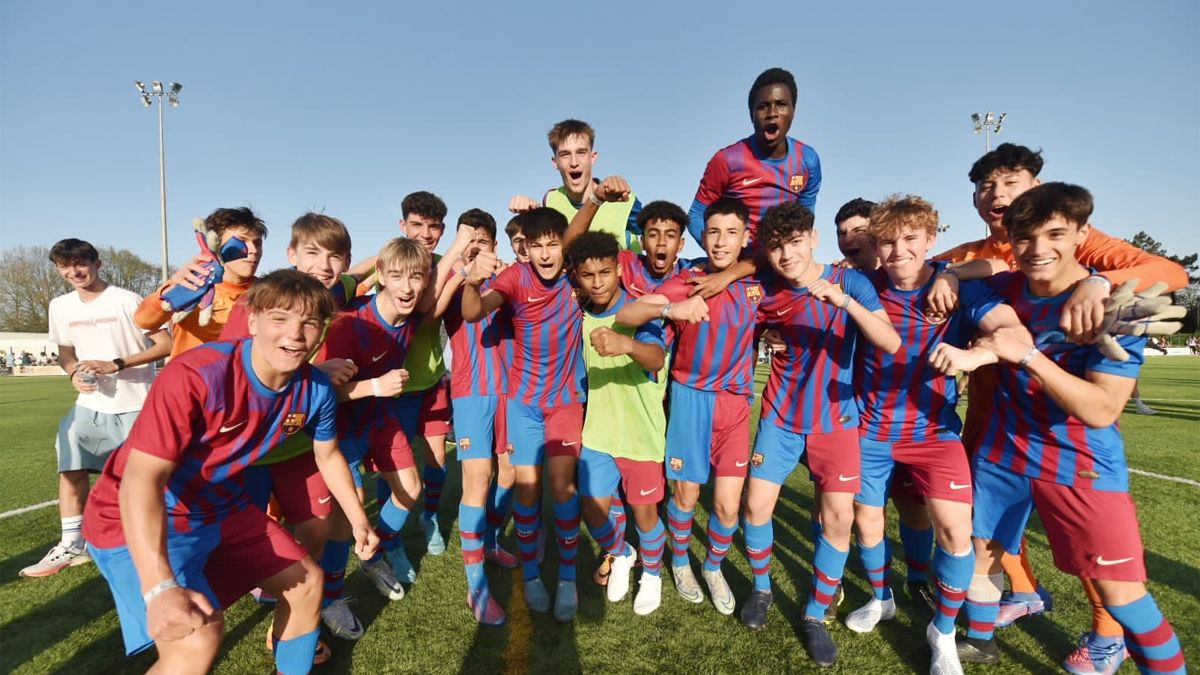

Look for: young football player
[834,198,879,271]
[461,207,587,622]
[567,232,670,615]
[739,202,899,667]
[935,183,1186,675]
[21,239,170,579]
[83,269,378,675]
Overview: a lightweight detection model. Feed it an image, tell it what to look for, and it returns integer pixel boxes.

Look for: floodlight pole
[971,111,1006,152]
[135,81,182,283]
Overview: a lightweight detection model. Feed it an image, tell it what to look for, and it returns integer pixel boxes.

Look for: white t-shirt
[48,286,156,414]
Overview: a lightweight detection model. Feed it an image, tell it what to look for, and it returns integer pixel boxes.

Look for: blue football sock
[702,516,737,573]
[931,546,973,635]
[552,495,581,582]
[899,522,934,583]
[318,538,352,608]
[743,519,774,592]
[858,539,893,601]
[804,535,850,620]
[512,500,540,580]
[274,627,320,675]
[637,518,666,577]
[1105,594,1185,674]
[666,499,694,568]
[458,503,487,594]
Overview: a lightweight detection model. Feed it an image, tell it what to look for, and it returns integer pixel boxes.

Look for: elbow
[1162,264,1189,293]
[1080,401,1125,428]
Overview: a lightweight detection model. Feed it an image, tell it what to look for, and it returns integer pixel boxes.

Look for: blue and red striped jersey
[617,250,697,298]
[488,262,585,407]
[321,294,420,434]
[757,266,883,433]
[856,267,1001,442]
[83,339,336,547]
[689,136,821,243]
[656,265,762,397]
[977,271,1144,491]
[445,279,512,399]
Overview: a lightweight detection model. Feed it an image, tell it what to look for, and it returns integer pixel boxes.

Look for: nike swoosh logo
[561,441,578,447]
[527,295,546,303]
[371,352,387,362]
[838,474,858,482]
[639,487,658,496]
[318,495,333,504]
[735,460,749,467]
[741,177,762,186]
[949,481,971,490]
[219,421,247,433]
[775,306,792,317]
[1096,556,1134,566]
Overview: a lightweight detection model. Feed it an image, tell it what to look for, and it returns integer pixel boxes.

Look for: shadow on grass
[1,575,119,670]
[0,542,66,591]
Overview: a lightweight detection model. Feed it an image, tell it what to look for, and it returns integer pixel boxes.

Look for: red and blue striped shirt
[488,263,585,408]
[83,339,337,547]
[977,272,1144,492]
[445,279,512,399]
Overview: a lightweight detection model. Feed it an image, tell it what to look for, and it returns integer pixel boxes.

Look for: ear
[286,247,298,266]
[247,311,260,337]
[811,228,820,250]
[1077,222,1091,244]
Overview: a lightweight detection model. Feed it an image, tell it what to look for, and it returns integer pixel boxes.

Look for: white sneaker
[702,568,735,616]
[19,543,90,578]
[360,558,405,601]
[633,573,663,615]
[845,595,896,633]
[671,564,704,604]
[606,547,637,603]
[1136,401,1159,415]
[927,621,965,675]
[321,597,364,640]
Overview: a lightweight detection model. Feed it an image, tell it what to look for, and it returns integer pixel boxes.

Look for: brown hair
[1003,182,1093,238]
[868,195,939,240]
[205,206,268,239]
[289,213,351,257]
[547,119,595,153]
[377,237,432,277]
[243,269,335,322]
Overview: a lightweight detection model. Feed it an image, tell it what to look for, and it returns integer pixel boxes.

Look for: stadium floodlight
[132,78,183,282]
[970,111,1007,152]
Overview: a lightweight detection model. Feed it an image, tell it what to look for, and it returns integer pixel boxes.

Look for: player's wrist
[1018,345,1041,369]
[838,294,852,310]
[1081,274,1112,292]
[660,302,673,320]
[143,578,181,605]
[937,266,962,281]
[371,378,383,397]
[588,191,604,207]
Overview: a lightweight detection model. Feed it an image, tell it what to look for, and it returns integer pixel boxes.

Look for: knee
[712,498,740,525]
[822,506,854,537]
[293,519,331,558]
[548,478,575,503]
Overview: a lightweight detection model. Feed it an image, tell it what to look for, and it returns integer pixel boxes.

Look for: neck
[890,262,933,291]
[224,271,251,286]
[565,181,590,204]
[76,280,108,300]
[249,342,292,391]
[792,262,823,289]
[1028,264,1089,297]
[375,294,410,326]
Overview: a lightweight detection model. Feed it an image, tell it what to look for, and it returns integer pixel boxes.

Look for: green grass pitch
[1,357,1197,673]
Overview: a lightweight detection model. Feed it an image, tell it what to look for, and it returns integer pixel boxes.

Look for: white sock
[61,515,83,548]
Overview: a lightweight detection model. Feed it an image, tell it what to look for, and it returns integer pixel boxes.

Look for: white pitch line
[0,499,58,520]
[1129,468,1200,488]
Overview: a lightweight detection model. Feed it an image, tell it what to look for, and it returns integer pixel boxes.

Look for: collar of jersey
[240,338,292,398]
[746,134,793,164]
[586,289,629,318]
[370,294,411,331]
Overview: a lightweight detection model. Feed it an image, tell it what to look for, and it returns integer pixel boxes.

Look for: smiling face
[750,83,795,157]
[835,215,877,270]
[551,133,597,199]
[247,303,326,378]
[54,257,103,292]
[875,224,936,287]
[702,213,749,272]
[974,168,1040,237]
[377,263,428,320]
[462,225,496,264]
[641,218,685,277]
[527,233,565,281]
[221,226,263,284]
[765,228,818,285]
[1009,215,1090,293]
[574,256,621,309]
[402,213,445,253]
[287,240,350,289]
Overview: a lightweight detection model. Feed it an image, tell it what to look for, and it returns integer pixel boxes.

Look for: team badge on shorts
[459,437,471,451]
[746,284,763,304]
[670,457,684,472]
[282,412,307,435]
[751,452,764,467]
[789,174,806,192]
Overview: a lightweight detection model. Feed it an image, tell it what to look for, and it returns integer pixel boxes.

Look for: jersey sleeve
[489,264,521,303]
[305,371,338,442]
[1086,335,1146,379]
[218,297,251,340]
[634,318,666,350]
[133,286,172,330]
[1076,228,1189,292]
[690,150,731,243]
[124,363,205,463]
[627,197,644,237]
[320,316,355,361]
[654,273,693,303]
[798,145,821,209]
[844,270,883,312]
[957,279,1004,327]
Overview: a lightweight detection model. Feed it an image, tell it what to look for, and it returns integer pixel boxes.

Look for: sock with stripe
[899,522,933,583]
[552,495,581,582]
[378,498,410,551]
[485,481,514,550]
[588,515,632,558]
[666,499,695,568]
[318,538,352,608]
[637,518,666,577]
[512,500,540,580]
[60,515,84,549]
[609,492,628,536]
[1105,593,1186,674]
[273,627,320,675]
[743,519,774,592]
[804,534,850,620]
[458,504,487,594]
[421,464,447,521]
[931,546,973,635]
[858,538,893,601]
[702,516,737,572]
[965,572,1004,640]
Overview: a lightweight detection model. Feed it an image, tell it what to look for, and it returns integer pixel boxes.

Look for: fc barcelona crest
[789,174,806,192]
[746,284,763,304]
[282,412,306,435]
[459,437,472,451]
[670,457,684,472]
[751,452,765,467]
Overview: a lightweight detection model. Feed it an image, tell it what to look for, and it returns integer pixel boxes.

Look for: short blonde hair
[376,237,431,277]
[868,195,939,240]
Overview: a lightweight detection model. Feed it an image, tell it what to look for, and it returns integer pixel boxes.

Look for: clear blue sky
[2,1,1197,272]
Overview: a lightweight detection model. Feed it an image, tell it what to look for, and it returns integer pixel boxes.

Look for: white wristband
[371,377,383,397]
[838,294,852,310]
[1018,346,1040,369]
[142,578,180,605]
[588,192,604,207]
[1082,274,1112,291]
[660,303,673,320]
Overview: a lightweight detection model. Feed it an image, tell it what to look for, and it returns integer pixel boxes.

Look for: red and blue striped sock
[666,500,694,568]
[553,495,581,582]
[804,535,850,620]
[512,500,540,580]
[422,465,447,520]
[588,515,632,557]
[609,493,627,535]
[638,519,666,577]
[931,546,973,635]
[1105,593,1185,674]
[378,498,410,551]
[858,539,893,601]
[964,572,1004,640]
[459,504,487,594]
[485,482,513,549]
[702,516,737,572]
[743,520,774,592]
[318,538,352,608]
[899,522,933,583]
